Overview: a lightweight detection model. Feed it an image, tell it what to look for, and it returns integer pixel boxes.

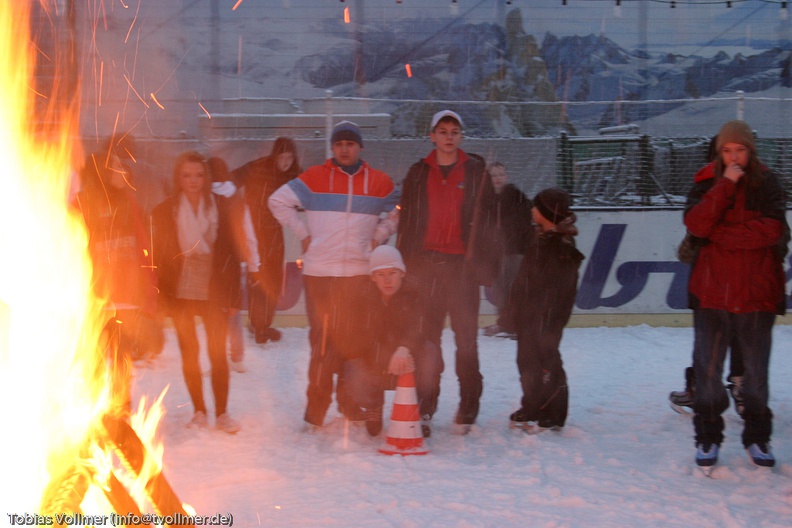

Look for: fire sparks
[150,92,165,110]
[0,1,180,520]
[198,102,212,119]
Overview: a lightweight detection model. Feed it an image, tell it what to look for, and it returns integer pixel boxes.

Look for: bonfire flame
[0,2,186,524]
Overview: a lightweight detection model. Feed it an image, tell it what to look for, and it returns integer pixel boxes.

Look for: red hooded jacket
[685,161,788,314]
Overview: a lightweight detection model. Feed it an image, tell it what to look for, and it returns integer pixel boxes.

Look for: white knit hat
[369,245,406,273]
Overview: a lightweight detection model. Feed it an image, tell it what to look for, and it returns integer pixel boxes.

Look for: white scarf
[177,193,218,255]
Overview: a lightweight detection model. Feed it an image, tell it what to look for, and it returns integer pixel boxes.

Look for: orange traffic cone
[379,371,429,456]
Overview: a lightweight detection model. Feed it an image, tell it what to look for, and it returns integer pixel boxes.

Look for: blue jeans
[692,308,774,447]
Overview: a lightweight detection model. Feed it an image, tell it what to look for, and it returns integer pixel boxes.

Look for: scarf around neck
[177,193,218,255]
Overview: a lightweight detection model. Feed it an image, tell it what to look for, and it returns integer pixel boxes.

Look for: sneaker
[265,328,282,342]
[450,423,472,435]
[303,421,322,434]
[695,443,719,467]
[669,390,694,413]
[421,414,432,438]
[365,407,383,437]
[186,411,208,429]
[256,327,282,344]
[509,408,534,428]
[727,375,745,417]
[535,419,563,432]
[746,443,775,467]
[483,324,502,337]
[482,324,516,339]
[230,360,247,373]
[216,413,241,434]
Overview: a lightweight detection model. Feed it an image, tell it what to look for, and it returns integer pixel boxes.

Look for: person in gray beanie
[343,245,443,438]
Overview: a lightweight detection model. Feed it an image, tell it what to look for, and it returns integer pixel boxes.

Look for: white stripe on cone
[378,372,429,456]
[393,387,418,405]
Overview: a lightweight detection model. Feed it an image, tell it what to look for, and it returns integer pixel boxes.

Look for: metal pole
[325,89,333,159]
[736,90,745,120]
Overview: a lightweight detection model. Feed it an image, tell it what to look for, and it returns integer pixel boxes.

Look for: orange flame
[0,1,170,517]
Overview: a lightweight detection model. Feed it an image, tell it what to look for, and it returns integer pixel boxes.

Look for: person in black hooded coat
[232,137,301,344]
[500,188,584,431]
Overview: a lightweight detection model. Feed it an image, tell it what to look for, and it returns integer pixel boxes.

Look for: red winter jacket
[685,162,788,314]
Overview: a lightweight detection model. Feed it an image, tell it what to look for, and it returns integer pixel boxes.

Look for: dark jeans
[692,308,774,447]
[303,275,370,426]
[344,341,444,417]
[515,320,569,427]
[171,299,230,417]
[413,252,482,424]
[248,236,284,338]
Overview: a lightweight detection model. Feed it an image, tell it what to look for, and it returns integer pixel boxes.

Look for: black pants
[412,252,482,424]
[515,317,569,427]
[249,231,285,338]
[171,299,230,417]
[302,275,370,426]
[344,341,444,418]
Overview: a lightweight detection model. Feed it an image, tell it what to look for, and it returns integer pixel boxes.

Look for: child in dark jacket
[500,187,584,432]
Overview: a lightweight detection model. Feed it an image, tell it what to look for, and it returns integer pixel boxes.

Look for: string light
[671,1,676,6]
[614,0,622,18]
[562,0,567,5]
[782,2,789,21]
[726,1,732,7]
[450,0,459,16]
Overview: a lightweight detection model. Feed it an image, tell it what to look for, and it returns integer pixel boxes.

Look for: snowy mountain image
[56,1,792,141]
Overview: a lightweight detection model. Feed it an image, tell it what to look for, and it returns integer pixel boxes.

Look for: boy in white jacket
[269,121,399,429]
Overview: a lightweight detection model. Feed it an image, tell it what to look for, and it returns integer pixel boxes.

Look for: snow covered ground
[131,323,792,527]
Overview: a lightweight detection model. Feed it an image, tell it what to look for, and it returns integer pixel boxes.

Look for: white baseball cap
[430,109,464,131]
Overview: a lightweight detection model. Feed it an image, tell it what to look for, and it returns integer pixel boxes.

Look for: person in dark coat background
[232,137,301,344]
[500,187,584,433]
[481,161,533,338]
[684,120,788,470]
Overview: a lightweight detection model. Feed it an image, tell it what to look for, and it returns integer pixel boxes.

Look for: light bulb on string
[782,2,789,21]
[671,1,676,7]
[726,1,732,8]
[450,0,459,16]
[614,0,622,18]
